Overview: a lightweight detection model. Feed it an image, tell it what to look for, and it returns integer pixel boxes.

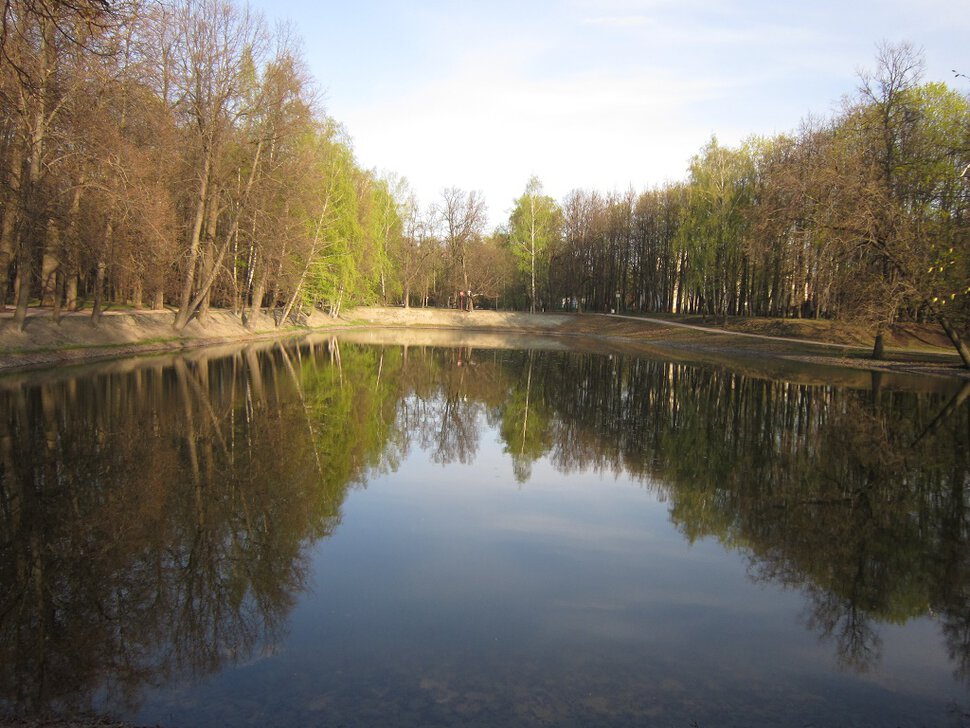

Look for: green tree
[299,130,362,317]
[816,43,970,364]
[677,137,754,318]
[509,175,560,313]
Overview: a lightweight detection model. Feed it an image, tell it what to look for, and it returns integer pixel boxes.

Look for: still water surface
[1,336,969,727]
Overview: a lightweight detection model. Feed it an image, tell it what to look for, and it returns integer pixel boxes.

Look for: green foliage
[676,137,755,316]
[297,130,364,311]
[498,352,552,481]
[508,176,561,312]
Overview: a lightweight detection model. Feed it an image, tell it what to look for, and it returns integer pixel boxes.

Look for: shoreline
[0,305,966,380]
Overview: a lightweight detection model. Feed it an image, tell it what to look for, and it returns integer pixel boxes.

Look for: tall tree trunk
[0,220,14,313]
[14,17,55,332]
[62,186,82,312]
[530,240,536,314]
[50,267,64,323]
[198,196,219,321]
[0,143,24,312]
[91,255,107,325]
[173,154,212,330]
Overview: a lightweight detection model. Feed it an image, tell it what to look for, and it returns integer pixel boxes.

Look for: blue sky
[247,0,969,227]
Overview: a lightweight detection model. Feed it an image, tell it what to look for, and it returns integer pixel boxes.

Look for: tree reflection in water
[0,339,374,717]
[1,338,968,719]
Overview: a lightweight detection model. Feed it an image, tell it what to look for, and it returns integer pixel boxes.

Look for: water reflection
[0,337,968,722]
[0,340,367,716]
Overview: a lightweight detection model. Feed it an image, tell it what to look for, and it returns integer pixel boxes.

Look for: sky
[246,0,970,227]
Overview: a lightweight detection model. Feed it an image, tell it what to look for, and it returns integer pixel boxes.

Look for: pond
[1,334,968,727]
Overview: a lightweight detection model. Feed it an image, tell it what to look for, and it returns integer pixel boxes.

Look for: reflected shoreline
[1,328,963,396]
[2,310,966,383]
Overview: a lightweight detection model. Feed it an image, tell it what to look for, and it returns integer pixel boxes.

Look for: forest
[1,1,969,362]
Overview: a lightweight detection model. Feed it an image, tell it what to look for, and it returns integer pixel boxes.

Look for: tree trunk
[65,274,78,312]
[530,242,536,314]
[174,155,212,330]
[937,312,970,369]
[461,256,473,312]
[871,331,885,360]
[91,255,107,325]
[40,219,60,307]
[13,243,32,331]
[14,17,55,332]
[198,196,219,321]
[0,226,13,313]
[0,143,23,312]
[132,279,143,308]
[51,270,64,323]
[62,186,82,313]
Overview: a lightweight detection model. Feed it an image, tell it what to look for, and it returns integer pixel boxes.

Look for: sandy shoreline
[0,305,966,380]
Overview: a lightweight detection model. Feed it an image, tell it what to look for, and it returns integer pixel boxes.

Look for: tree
[298,128,362,318]
[439,187,486,309]
[466,231,516,309]
[390,183,437,308]
[676,136,754,319]
[0,0,123,328]
[815,43,970,365]
[509,175,560,313]
[166,0,268,331]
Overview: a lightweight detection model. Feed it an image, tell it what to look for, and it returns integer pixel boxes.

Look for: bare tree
[164,0,268,330]
[439,186,485,309]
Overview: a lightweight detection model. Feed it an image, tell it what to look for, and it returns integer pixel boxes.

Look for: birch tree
[509,175,560,313]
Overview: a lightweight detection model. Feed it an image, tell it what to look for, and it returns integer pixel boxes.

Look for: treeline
[402,44,970,364]
[3,3,969,362]
[1,0,402,331]
[366,43,970,365]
